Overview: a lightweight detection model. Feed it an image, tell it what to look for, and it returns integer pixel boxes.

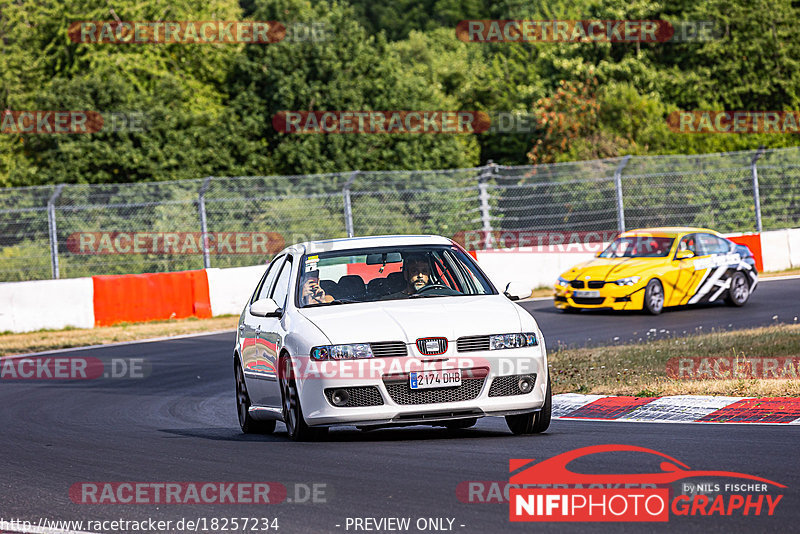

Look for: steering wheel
[416,283,452,293]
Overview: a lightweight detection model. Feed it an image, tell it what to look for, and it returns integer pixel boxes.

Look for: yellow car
[553,227,758,314]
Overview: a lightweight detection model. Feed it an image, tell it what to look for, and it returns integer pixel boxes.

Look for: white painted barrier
[0,277,94,333]
[1,227,798,334]
[206,265,266,317]
[475,249,597,291]
[761,229,793,272]
[787,228,800,268]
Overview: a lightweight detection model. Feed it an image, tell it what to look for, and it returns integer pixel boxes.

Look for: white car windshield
[297,245,495,307]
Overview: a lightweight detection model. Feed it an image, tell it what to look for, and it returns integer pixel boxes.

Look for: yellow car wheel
[643,279,664,315]
[725,272,751,307]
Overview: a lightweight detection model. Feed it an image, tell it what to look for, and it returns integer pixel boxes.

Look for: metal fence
[1,146,799,282]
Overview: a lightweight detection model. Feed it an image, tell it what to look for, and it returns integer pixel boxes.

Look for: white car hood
[297,295,524,345]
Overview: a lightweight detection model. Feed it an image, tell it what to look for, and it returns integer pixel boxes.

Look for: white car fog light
[331,389,350,407]
[518,375,535,393]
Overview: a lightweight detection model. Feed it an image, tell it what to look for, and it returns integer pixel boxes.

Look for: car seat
[319,279,339,299]
[386,271,405,293]
[336,275,366,300]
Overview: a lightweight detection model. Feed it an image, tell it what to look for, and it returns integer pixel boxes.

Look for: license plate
[410,370,462,389]
[574,290,600,298]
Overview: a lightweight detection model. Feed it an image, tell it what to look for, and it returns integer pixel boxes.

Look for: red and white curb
[553,393,800,424]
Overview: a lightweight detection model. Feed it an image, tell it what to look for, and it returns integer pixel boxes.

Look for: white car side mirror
[250,298,282,318]
[504,281,533,301]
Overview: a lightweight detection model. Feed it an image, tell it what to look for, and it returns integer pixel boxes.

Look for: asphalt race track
[520,278,800,348]
[1,278,798,533]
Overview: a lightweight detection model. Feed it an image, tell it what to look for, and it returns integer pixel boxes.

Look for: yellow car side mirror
[676,250,695,260]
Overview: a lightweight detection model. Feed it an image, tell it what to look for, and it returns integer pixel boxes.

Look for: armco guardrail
[2,147,800,282]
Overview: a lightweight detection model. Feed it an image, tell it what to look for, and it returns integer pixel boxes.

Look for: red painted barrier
[346,262,402,283]
[727,233,763,272]
[93,270,211,327]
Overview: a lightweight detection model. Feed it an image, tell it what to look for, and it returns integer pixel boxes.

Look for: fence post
[751,146,765,232]
[478,161,495,249]
[47,184,65,279]
[614,155,631,233]
[343,170,359,238]
[198,176,213,269]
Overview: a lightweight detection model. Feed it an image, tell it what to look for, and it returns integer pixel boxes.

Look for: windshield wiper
[408,293,452,299]
[304,298,359,308]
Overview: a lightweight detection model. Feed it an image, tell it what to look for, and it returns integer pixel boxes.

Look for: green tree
[0,0,248,186]
[226,0,479,175]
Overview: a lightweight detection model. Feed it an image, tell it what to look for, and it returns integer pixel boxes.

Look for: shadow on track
[159,425,517,442]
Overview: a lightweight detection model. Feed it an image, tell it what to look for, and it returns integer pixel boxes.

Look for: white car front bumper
[296,347,548,427]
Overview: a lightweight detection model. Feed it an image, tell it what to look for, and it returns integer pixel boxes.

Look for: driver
[300,269,334,305]
[382,253,433,299]
[403,254,432,294]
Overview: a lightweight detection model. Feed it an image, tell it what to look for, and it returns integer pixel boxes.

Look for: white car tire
[235,359,276,434]
[279,354,327,442]
[505,376,551,435]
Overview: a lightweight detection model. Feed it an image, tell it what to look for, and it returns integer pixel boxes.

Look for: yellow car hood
[562,257,662,282]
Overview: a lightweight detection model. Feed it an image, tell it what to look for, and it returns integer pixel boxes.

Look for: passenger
[300,269,334,305]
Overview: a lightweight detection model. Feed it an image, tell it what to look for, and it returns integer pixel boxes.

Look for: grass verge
[550,324,800,397]
[0,316,238,356]
[528,286,554,298]
[761,267,800,278]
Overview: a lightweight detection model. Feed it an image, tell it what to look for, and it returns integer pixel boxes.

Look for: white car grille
[456,335,490,352]
[381,368,488,405]
[369,341,408,358]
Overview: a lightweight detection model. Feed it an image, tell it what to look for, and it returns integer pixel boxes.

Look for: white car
[233,235,551,440]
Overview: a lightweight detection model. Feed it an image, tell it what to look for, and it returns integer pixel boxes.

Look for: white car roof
[288,234,453,255]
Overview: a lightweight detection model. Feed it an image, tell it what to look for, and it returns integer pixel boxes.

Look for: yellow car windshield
[599,236,674,258]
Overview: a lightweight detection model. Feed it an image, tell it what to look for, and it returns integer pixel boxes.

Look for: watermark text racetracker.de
[69,481,327,504]
[667,356,800,379]
[0,356,149,380]
[1,111,147,134]
[272,110,543,134]
[452,230,618,253]
[456,20,721,43]
[69,21,285,44]
[274,354,540,382]
[668,111,800,134]
[67,232,285,255]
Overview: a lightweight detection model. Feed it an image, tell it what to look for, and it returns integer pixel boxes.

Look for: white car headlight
[556,276,568,287]
[310,343,374,361]
[614,276,641,286]
[489,332,538,350]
